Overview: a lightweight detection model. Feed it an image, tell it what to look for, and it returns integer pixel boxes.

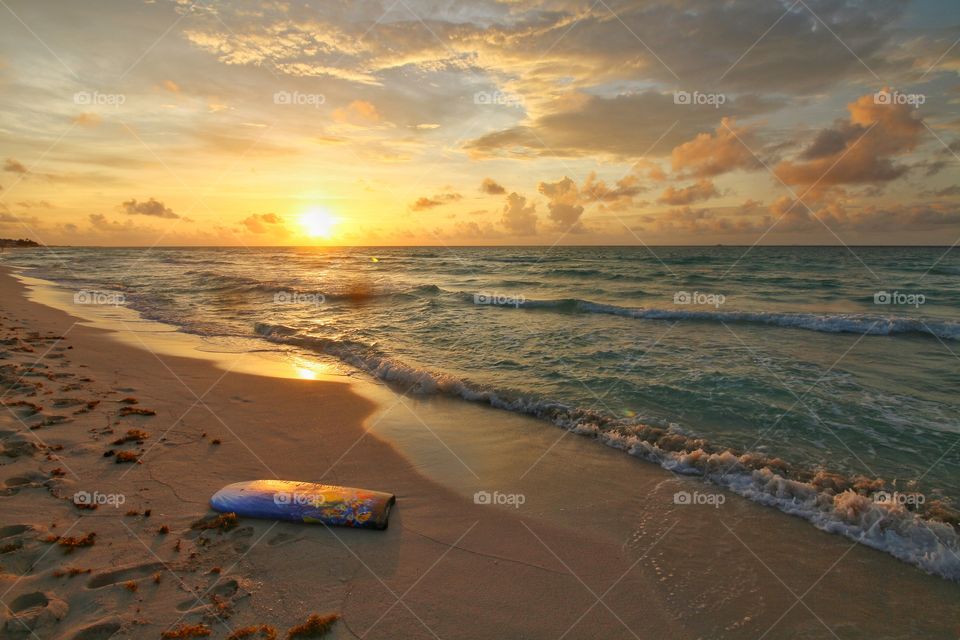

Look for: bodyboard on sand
[210,480,395,530]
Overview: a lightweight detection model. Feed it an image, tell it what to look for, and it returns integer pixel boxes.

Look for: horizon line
[11,244,960,249]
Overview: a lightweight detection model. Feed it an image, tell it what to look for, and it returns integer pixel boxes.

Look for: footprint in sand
[208,577,240,598]
[3,591,69,636]
[1,401,42,416]
[86,562,167,589]
[175,578,239,611]
[266,530,305,547]
[0,435,42,459]
[0,524,34,539]
[1,472,48,495]
[51,398,84,408]
[0,524,40,555]
[230,525,254,553]
[35,415,73,428]
[67,619,122,640]
[176,577,244,613]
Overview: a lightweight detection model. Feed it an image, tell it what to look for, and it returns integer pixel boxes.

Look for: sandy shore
[1,265,958,639]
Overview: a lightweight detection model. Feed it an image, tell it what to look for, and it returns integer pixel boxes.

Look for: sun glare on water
[299,208,339,239]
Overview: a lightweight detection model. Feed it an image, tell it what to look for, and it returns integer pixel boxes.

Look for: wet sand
[0,265,957,639]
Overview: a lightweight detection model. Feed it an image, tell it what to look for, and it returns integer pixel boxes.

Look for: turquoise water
[5,246,960,578]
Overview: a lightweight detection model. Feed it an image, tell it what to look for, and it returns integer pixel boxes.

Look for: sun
[299,208,339,239]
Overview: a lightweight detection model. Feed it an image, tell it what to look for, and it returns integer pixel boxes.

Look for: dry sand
[0,265,958,639]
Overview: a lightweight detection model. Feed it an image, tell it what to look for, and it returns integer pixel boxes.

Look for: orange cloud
[652,206,766,234]
[538,177,586,232]
[501,192,537,236]
[580,172,645,210]
[241,213,286,234]
[409,192,462,211]
[333,100,381,125]
[657,179,719,205]
[121,198,178,219]
[670,118,761,178]
[3,158,27,174]
[774,90,924,191]
[480,178,506,195]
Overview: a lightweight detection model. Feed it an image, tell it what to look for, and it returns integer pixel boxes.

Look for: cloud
[632,159,668,182]
[72,113,102,128]
[89,213,139,233]
[162,80,181,93]
[178,0,907,98]
[580,172,646,210]
[758,193,960,234]
[241,213,287,234]
[409,192,462,211]
[652,206,767,234]
[480,178,506,195]
[933,185,960,198]
[4,158,27,174]
[447,220,503,240]
[0,212,38,225]
[464,92,779,160]
[657,179,720,205]
[121,198,179,219]
[670,118,762,178]
[88,213,110,228]
[500,192,537,235]
[16,200,52,209]
[774,91,924,191]
[333,100,381,125]
[538,177,585,233]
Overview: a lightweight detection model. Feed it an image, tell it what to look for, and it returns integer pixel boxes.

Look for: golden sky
[0,0,959,246]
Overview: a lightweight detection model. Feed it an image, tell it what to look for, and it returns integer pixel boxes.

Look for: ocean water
[5,246,960,579]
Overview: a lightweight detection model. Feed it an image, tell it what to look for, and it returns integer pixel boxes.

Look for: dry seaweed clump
[287,614,340,639]
[162,624,212,638]
[114,450,140,464]
[112,428,150,444]
[190,512,238,532]
[227,626,277,640]
[46,532,96,553]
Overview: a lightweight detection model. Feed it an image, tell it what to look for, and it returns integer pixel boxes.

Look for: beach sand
[1,265,958,639]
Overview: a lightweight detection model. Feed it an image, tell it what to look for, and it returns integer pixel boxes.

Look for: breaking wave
[254,321,960,581]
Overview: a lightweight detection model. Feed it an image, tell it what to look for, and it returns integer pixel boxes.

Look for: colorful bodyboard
[210,479,395,530]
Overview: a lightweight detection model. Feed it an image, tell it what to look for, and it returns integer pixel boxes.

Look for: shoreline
[1,265,959,638]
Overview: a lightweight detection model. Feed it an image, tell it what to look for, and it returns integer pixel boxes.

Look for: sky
[0,0,958,246]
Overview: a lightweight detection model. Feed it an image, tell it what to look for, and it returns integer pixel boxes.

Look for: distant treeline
[0,238,40,247]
